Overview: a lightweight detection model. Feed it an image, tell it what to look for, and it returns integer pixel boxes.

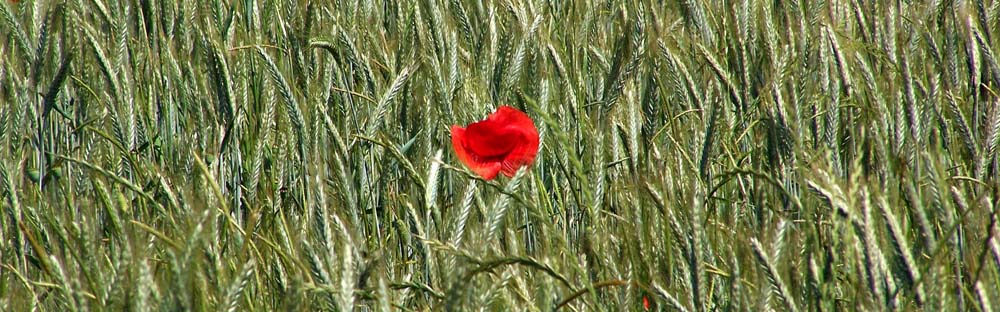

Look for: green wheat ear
[0,0,996,311]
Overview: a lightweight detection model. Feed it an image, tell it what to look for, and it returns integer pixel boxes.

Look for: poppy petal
[451,125,503,180]
[491,106,537,134]
[464,120,517,157]
[499,126,539,177]
[496,107,539,177]
[451,106,539,180]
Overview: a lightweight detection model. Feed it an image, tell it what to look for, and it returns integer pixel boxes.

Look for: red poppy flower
[450,106,539,180]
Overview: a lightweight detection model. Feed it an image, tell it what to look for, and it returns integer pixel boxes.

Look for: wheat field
[2,0,999,311]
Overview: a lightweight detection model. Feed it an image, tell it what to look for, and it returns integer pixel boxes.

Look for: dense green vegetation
[2,0,999,310]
